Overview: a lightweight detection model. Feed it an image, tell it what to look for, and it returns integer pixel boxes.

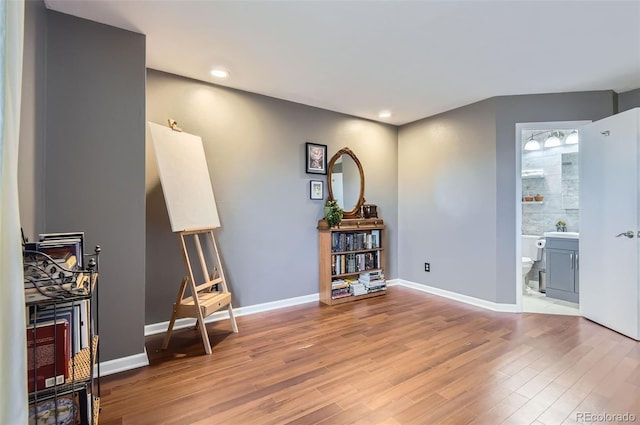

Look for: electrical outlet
[424,262,430,272]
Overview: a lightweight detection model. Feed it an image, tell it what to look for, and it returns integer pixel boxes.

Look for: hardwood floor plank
[468,392,530,424]
[283,403,343,425]
[500,398,551,425]
[391,392,449,424]
[98,287,640,425]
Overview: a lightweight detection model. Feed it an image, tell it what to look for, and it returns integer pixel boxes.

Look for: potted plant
[523,195,534,202]
[324,199,343,227]
[556,220,567,232]
[534,194,544,201]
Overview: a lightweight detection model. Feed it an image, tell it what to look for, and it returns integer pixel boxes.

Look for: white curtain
[0,0,26,423]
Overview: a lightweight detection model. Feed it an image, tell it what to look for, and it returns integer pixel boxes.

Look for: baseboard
[144,292,320,336]
[395,279,519,313]
[97,348,149,377]
[385,278,401,287]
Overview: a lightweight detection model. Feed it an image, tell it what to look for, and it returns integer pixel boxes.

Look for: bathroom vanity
[544,232,579,303]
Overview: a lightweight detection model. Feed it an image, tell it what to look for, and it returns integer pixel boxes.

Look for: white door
[580,108,639,340]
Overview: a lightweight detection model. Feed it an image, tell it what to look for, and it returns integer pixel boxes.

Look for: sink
[543,231,579,239]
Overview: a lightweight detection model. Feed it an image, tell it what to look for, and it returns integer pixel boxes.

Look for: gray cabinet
[545,237,579,303]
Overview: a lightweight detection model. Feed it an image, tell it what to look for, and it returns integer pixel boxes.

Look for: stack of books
[359,270,386,293]
[349,281,368,296]
[331,279,351,299]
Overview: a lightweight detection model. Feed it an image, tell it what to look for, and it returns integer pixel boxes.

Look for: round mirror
[327,148,365,219]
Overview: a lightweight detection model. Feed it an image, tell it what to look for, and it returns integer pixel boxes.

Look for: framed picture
[38,232,85,268]
[306,142,327,174]
[310,180,324,200]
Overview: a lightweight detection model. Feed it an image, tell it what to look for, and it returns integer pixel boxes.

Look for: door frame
[515,120,591,312]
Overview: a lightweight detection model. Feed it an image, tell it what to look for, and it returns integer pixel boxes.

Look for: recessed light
[210,69,229,79]
[378,110,392,119]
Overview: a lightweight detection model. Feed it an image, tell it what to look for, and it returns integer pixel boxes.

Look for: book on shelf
[361,277,385,284]
[362,281,386,290]
[331,286,351,299]
[367,287,386,294]
[31,300,89,354]
[79,300,90,350]
[26,320,69,393]
[331,279,349,290]
[359,270,384,281]
[347,254,356,274]
[31,309,76,355]
[371,230,380,248]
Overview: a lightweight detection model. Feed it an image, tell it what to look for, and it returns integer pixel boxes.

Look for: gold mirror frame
[327,147,365,219]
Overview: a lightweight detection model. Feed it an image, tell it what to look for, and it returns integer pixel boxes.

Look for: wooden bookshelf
[317,218,386,305]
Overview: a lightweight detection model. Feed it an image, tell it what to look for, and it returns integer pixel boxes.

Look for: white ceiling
[45,1,640,125]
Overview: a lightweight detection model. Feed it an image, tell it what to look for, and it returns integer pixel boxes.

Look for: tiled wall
[522,139,579,236]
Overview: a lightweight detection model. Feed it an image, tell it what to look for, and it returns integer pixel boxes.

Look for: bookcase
[317,218,386,305]
[24,241,101,425]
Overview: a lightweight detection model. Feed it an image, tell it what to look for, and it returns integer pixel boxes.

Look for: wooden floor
[99,286,640,425]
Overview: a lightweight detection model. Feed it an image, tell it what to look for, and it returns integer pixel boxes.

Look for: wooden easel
[150,120,237,354]
[162,227,238,354]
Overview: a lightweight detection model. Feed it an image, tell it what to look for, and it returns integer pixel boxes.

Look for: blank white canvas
[148,122,221,232]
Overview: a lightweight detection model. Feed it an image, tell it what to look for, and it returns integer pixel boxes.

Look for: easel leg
[161,310,177,350]
[209,230,239,334]
[228,303,238,333]
[162,276,189,350]
[196,313,212,355]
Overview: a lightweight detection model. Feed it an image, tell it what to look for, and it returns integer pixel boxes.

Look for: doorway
[515,120,590,314]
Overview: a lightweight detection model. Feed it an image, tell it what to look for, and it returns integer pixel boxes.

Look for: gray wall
[398,91,615,304]
[43,11,146,361]
[618,88,640,112]
[398,99,498,301]
[18,0,47,239]
[145,70,398,324]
